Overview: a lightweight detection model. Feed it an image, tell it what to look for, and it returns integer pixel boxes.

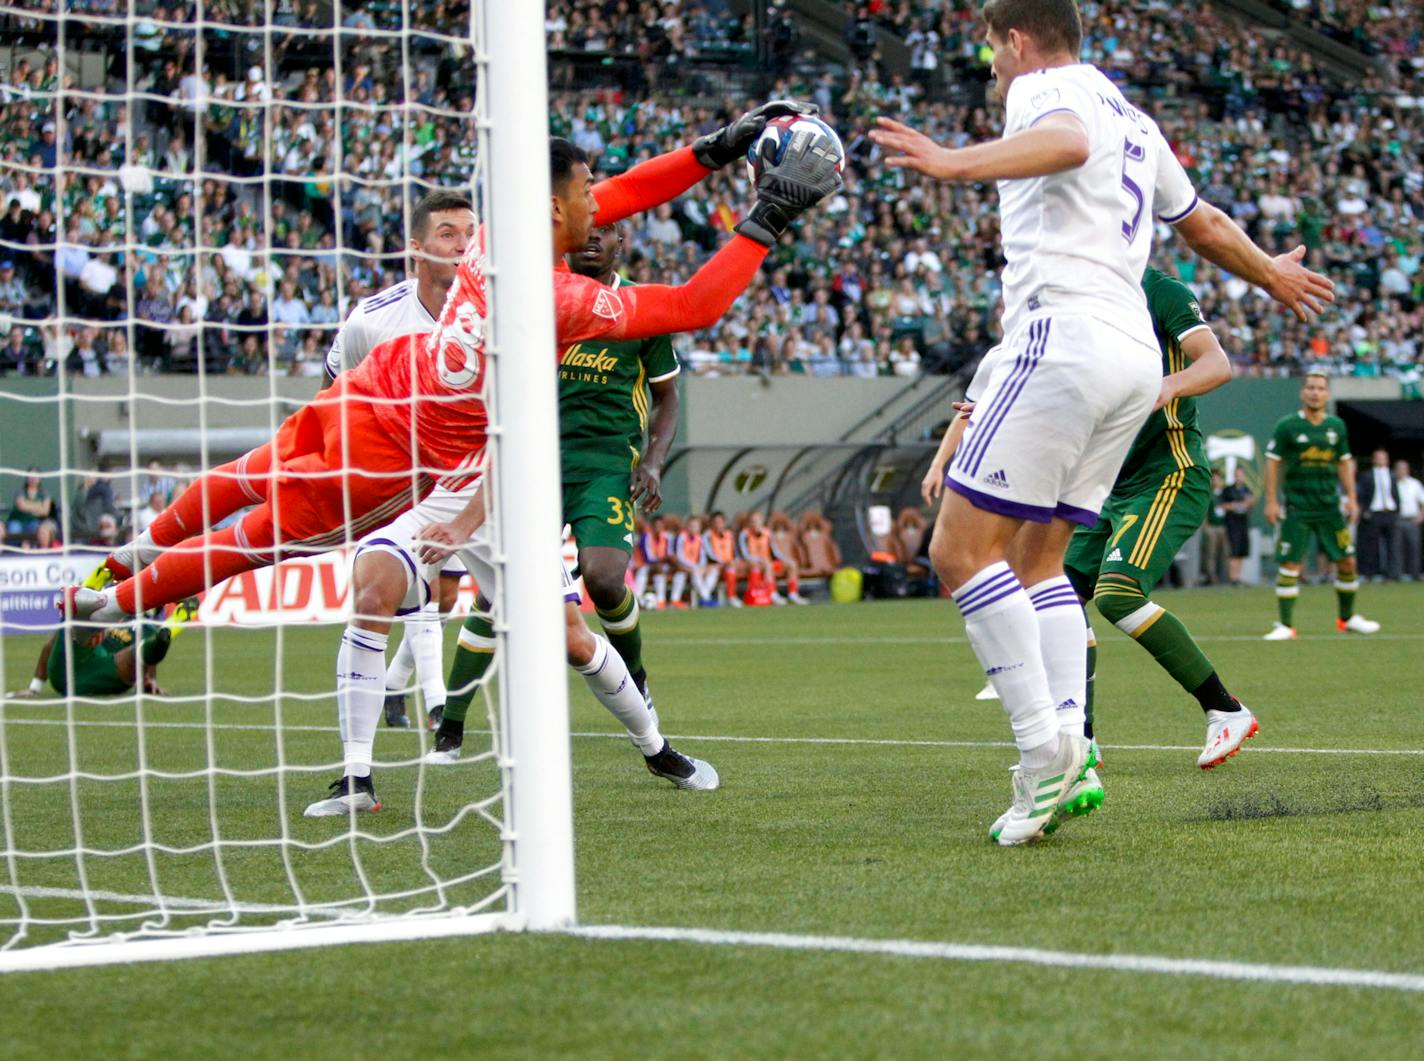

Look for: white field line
[1,716,1422,757]
[568,924,1424,994]
[649,633,1424,646]
[0,883,343,919]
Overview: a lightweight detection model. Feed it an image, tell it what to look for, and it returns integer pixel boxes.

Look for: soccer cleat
[1338,614,1380,635]
[81,561,116,591]
[975,682,999,701]
[58,586,105,622]
[727,596,744,609]
[303,774,381,817]
[1198,704,1259,769]
[787,592,810,605]
[384,693,411,729]
[990,734,1097,846]
[1262,622,1297,641]
[426,704,444,732]
[168,596,200,626]
[424,731,463,764]
[1043,766,1104,835]
[644,742,719,790]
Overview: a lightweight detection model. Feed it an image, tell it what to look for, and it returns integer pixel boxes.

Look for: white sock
[112,528,162,573]
[670,571,687,604]
[576,634,662,754]
[952,562,1058,766]
[337,625,388,778]
[696,569,717,601]
[652,572,668,605]
[633,566,649,598]
[1026,576,1088,738]
[384,630,415,696]
[406,603,447,710]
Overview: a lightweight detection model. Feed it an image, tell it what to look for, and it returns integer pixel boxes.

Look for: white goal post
[0,0,573,972]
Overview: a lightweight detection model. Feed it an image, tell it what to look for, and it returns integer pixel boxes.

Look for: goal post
[0,0,573,971]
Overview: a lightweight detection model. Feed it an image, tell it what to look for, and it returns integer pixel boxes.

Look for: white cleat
[644,742,719,790]
[990,734,1098,846]
[303,775,381,817]
[1338,614,1380,635]
[727,596,744,609]
[1045,765,1104,835]
[423,746,462,765]
[1198,705,1259,770]
[787,592,810,605]
[1262,622,1297,641]
[976,682,1000,701]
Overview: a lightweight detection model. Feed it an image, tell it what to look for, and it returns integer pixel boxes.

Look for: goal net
[0,0,573,970]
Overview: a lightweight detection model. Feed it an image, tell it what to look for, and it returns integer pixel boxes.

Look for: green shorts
[1066,464,1212,596]
[1276,509,1353,564]
[563,473,636,554]
[47,632,132,697]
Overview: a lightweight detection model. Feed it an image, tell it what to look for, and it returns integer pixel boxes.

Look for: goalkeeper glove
[691,99,819,171]
[734,134,844,248]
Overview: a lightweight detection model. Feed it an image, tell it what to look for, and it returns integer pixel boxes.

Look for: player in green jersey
[7,597,196,699]
[957,268,1258,771]
[1262,372,1379,639]
[558,221,681,704]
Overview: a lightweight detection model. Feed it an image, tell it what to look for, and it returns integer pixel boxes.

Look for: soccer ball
[745,115,846,184]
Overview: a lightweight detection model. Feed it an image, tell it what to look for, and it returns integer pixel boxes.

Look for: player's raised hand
[735,130,844,246]
[869,117,959,180]
[692,100,819,170]
[1266,245,1335,322]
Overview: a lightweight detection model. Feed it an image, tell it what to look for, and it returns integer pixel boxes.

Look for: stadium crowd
[0,0,1418,384]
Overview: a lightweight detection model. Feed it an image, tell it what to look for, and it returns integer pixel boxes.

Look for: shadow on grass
[1194,781,1424,822]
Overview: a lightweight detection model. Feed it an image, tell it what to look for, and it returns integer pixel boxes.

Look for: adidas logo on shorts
[981,469,1010,490]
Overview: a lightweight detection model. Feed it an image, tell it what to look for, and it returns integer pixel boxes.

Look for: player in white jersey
[871,0,1332,845]
[324,189,474,730]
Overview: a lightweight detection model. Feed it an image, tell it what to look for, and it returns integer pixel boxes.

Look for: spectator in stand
[0,260,27,315]
[70,473,118,541]
[1393,460,1424,581]
[0,325,39,375]
[7,468,55,538]
[88,512,121,550]
[1221,467,1256,586]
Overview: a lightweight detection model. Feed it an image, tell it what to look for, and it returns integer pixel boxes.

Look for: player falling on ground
[321,188,477,732]
[9,598,196,699]
[424,119,841,783]
[1262,372,1379,640]
[935,268,1259,771]
[871,0,1332,845]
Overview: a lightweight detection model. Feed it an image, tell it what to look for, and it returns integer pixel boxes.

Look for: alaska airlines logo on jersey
[1299,445,1336,463]
[561,344,619,373]
[592,289,623,322]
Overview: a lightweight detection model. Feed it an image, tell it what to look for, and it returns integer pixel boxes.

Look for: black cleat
[384,693,411,728]
[426,704,444,732]
[303,774,381,816]
[643,741,719,790]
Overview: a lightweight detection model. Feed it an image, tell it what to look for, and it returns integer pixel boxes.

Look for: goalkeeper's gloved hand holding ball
[692,99,818,170]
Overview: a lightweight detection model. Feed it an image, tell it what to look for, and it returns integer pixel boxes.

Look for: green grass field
[2,583,1423,1057]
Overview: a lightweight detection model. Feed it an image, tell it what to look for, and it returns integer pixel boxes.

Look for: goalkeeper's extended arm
[607,236,769,339]
[592,101,817,225]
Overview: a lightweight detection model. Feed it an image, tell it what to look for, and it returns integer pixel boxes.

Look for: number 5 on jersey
[1120,137,1147,242]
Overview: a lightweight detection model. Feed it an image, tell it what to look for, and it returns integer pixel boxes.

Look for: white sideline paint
[568,924,1424,994]
[0,911,510,974]
[2,717,1422,758]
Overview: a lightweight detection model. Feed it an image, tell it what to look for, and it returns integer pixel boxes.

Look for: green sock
[442,612,496,724]
[1276,572,1299,627]
[1084,620,1097,740]
[1333,577,1358,621]
[139,627,173,667]
[596,588,643,678]
[1096,588,1214,696]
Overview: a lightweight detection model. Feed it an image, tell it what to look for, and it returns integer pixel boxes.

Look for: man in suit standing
[1393,459,1424,581]
[1358,447,1400,580]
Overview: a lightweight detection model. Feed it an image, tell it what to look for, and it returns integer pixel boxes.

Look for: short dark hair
[981,0,1082,56]
[550,137,589,194]
[410,189,473,241]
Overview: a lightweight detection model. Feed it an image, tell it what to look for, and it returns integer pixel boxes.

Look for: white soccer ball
[745,115,846,184]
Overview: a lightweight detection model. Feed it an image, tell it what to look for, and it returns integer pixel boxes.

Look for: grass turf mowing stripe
[568,925,1424,994]
[2,718,1423,757]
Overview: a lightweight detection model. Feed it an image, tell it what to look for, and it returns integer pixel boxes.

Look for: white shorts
[947,314,1160,526]
[356,482,579,615]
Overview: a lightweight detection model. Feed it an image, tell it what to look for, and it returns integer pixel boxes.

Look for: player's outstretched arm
[1154,329,1233,412]
[593,101,816,226]
[1170,202,1334,321]
[870,114,1089,182]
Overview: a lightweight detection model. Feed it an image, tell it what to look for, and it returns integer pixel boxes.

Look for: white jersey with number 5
[998,63,1198,340]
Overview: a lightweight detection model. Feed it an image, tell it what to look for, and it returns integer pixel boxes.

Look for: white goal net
[0,0,572,969]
